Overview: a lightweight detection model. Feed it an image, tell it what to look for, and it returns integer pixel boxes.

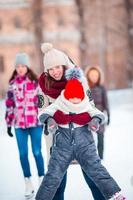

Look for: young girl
[5,53,45,199]
[38,43,106,200]
[36,68,126,200]
[85,66,110,159]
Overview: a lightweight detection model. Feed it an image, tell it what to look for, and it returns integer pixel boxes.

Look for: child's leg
[15,128,31,177]
[52,172,67,200]
[44,133,53,164]
[36,146,72,200]
[30,126,44,177]
[76,141,121,199]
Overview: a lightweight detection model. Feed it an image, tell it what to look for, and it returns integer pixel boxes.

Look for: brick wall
[0,0,132,98]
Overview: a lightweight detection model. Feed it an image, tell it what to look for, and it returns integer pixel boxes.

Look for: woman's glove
[43,122,49,135]
[7,127,13,137]
[88,118,100,132]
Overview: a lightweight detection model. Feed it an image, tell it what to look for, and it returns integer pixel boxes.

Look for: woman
[85,66,110,159]
[5,53,45,199]
[38,43,105,200]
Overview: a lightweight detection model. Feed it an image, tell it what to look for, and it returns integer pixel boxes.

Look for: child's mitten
[47,118,58,134]
[88,118,100,132]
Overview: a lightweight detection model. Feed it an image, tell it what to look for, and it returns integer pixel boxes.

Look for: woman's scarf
[39,72,67,99]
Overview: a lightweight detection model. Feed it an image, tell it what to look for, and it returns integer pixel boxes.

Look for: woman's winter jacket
[5,75,40,128]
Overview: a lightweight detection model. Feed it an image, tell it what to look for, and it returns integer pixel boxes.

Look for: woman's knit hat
[15,52,30,68]
[64,68,85,100]
[41,43,75,72]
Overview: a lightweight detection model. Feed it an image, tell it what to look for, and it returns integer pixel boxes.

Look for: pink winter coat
[5,75,41,128]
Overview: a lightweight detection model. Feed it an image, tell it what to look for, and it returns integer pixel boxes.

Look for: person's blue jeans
[15,126,44,177]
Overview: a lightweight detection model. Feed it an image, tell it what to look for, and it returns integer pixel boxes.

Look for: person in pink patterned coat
[5,53,45,199]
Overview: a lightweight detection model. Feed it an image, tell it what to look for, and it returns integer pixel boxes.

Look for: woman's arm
[38,86,50,111]
[5,84,15,127]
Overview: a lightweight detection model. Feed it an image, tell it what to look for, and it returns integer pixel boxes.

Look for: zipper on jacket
[23,83,26,128]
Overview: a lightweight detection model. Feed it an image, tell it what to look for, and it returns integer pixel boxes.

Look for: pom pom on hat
[41,43,53,54]
[64,68,85,100]
[40,42,75,72]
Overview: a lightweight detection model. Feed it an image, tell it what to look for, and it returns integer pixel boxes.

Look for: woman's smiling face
[48,65,64,80]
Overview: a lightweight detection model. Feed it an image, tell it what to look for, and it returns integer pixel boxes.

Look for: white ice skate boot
[38,176,44,187]
[24,177,34,199]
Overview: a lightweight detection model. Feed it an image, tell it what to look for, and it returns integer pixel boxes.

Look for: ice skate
[24,177,34,199]
[112,192,126,200]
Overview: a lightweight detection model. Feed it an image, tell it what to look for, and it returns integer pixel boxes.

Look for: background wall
[0,0,133,98]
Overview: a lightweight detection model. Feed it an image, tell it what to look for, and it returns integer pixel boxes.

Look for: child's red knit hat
[64,68,85,100]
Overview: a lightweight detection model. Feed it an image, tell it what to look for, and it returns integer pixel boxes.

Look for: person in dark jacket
[85,66,110,159]
[36,68,126,200]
